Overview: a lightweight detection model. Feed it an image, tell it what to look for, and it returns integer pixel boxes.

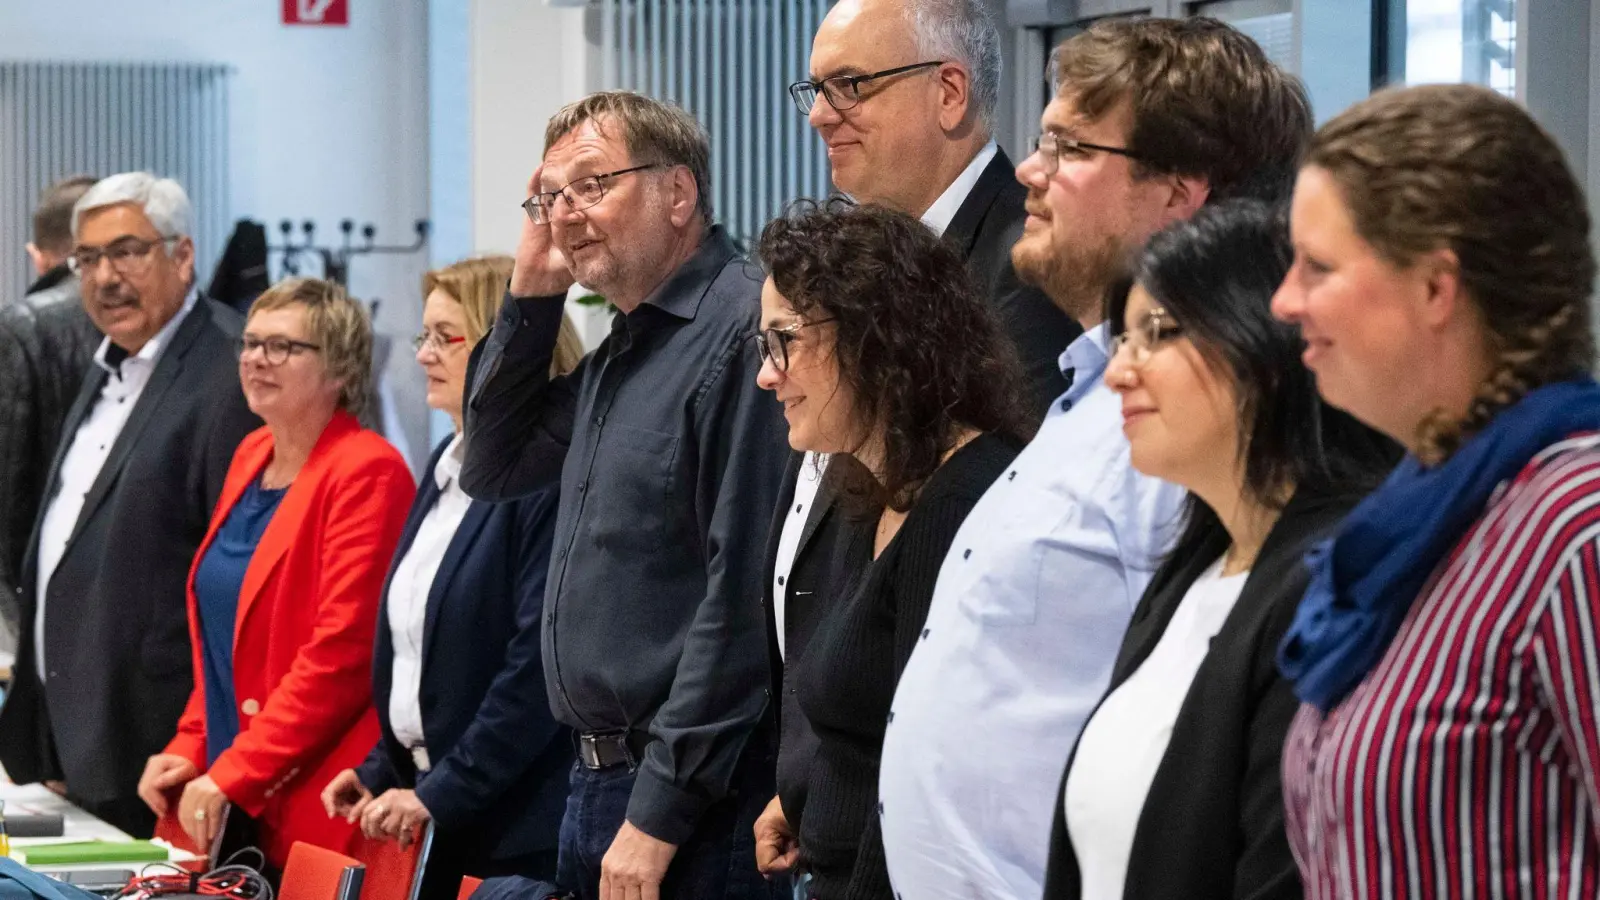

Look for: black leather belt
[577,730,652,771]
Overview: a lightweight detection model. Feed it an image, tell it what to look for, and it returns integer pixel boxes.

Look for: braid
[1416,304,1579,465]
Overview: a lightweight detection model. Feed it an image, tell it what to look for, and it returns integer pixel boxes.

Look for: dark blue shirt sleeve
[460,293,585,502]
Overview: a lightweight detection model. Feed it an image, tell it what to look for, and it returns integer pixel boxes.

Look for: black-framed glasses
[1031,132,1145,176]
[67,236,181,277]
[754,318,837,372]
[1108,307,1184,367]
[788,61,945,114]
[413,330,468,354]
[238,335,322,366]
[522,164,660,225]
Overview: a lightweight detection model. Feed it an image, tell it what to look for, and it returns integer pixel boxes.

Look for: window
[1188,0,1295,71]
[1393,0,1516,96]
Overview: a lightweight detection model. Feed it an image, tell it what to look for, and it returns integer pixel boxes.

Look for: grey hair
[904,0,1003,127]
[71,171,193,240]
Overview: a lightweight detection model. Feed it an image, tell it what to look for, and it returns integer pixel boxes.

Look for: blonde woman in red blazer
[135,278,414,869]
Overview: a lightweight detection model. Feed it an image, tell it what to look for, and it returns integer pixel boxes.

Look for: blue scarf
[1278,378,1600,712]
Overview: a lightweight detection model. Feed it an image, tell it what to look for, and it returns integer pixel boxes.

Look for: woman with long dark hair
[1043,200,1396,900]
[750,199,1031,900]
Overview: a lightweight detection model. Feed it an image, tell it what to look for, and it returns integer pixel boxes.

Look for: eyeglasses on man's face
[754,318,837,372]
[788,60,945,115]
[67,235,181,278]
[1108,307,1185,367]
[413,329,468,354]
[238,335,322,366]
[1030,132,1145,177]
[522,164,660,225]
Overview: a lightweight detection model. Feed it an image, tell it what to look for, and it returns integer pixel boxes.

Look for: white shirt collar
[434,433,465,491]
[920,141,1000,237]
[93,287,200,376]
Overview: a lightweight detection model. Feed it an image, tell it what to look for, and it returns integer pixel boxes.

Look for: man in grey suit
[0,172,259,837]
[0,176,102,658]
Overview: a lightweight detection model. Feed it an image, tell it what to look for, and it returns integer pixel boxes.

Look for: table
[0,780,203,874]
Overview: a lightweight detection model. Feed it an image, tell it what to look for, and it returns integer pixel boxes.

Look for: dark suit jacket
[0,297,258,834]
[357,437,574,865]
[945,148,1080,420]
[0,267,101,631]
[1043,490,1359,900]
[762,452,857,830]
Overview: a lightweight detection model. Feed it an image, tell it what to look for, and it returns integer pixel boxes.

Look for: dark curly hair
[757,198,1032,513]
[1307,84,1595,463]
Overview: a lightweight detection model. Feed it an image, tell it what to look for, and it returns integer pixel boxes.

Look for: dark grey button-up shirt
[461,226,787,844]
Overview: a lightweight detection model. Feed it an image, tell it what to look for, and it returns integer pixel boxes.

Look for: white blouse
[1063,556,1249,900]
[385,436,474,765]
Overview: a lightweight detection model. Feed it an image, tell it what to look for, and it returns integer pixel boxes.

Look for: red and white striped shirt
[1284,434,1600,900]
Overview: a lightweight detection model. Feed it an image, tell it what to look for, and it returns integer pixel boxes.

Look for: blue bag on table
[0,859,102,899]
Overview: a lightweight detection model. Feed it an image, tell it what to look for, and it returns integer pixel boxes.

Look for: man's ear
[172,236,197,284]
[25,242,48,277]
[1167,175,1210,222]
[669,167,699,229]
[936,62,974,133]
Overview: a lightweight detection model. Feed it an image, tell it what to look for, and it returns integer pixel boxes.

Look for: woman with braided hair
[1272,83,1600,899]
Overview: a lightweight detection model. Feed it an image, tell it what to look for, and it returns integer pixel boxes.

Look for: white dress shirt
[386,435,474,767]
[878,325,1186,900]
[770,453,828,660]
[34,291,198,682]
[920,141,999,237]
[1064,557,1249,900]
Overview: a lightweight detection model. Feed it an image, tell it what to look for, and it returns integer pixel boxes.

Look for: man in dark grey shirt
[461,92,786,900]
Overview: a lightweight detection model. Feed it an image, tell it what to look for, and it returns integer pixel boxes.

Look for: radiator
[597,0,836,248]
[0,61,232,302]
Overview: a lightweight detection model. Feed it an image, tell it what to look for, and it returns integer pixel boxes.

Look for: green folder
[14,840,169,865]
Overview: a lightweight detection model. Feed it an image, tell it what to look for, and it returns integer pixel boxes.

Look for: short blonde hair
[248,277,373,416]
[423,255,585,377]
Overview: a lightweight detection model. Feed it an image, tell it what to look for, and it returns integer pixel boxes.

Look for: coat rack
[271,218,430,287]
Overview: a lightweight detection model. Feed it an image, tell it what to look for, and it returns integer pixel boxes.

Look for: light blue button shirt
[878,324,1185,900]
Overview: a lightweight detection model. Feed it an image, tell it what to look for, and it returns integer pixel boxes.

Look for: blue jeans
[555,753,776,900]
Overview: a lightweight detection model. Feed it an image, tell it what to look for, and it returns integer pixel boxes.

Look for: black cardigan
[1043,489,1359,900]
[762,451,858,830]
[794,434,1019,900]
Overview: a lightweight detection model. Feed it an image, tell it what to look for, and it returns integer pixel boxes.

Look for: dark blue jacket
[356,437,572,863]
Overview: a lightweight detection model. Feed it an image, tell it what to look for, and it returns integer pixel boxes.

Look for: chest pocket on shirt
[584,422,679,551]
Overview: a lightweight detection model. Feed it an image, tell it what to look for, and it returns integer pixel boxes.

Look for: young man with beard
[876,18,1313,900]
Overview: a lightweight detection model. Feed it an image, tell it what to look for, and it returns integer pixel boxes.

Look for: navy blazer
[356,437,573,863]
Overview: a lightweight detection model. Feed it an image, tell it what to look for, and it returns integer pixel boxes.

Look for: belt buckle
[578,734,606,770]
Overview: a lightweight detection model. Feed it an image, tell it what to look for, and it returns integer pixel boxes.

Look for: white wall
[0,0,433,466]
[468,0,621,351]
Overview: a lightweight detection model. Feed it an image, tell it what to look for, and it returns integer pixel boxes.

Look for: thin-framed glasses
[1031,132,1145,176]
[238,336,322,366]
[67,236,181,277]
[522,164,660,225]
[413,330,468,354]
[754,318,837,372]
[1108,307,1184,367]
[788,61,945,114]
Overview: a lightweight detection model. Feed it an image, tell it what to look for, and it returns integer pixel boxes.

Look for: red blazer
[165,411,415,866]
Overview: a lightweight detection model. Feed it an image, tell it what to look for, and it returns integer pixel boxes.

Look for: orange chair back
[280,841,365,900]
[458,876,484,899]
[353,830,427,900]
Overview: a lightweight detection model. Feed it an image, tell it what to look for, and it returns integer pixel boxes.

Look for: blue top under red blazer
[356,437,573,863]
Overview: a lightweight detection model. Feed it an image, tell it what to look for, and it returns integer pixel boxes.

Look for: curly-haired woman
[1272,83,1600,899]
[748,200,1031,900]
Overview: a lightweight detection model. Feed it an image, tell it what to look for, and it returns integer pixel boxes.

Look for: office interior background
[0,0,1592,467]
